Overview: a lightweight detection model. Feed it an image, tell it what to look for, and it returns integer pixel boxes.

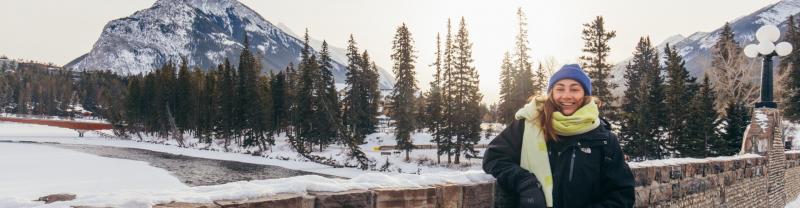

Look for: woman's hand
[518,178,547,208]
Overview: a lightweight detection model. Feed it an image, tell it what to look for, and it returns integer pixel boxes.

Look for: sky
[0,0,782,104]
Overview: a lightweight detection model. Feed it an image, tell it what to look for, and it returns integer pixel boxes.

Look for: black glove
[518,177,547,208]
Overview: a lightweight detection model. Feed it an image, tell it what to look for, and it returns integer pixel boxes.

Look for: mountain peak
[66,0,394,88]
[751,0,800,26]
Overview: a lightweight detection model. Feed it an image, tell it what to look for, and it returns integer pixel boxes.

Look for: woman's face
[551,79,585,116]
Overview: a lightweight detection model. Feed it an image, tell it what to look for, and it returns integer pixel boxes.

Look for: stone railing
[142,152,799,208]
[629,155,768,207]
[628,151,800,208]
[150,182,494,208]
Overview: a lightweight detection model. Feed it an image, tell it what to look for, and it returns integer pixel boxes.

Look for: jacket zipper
[569,148,576,182]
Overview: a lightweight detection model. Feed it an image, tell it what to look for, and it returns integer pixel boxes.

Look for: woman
[483,64,634,208]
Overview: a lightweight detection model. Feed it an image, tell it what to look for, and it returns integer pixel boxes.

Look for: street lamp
[744,24,793,108]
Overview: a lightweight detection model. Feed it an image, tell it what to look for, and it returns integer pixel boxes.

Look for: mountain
[610,0,800,95]
[276,23,395,89]
[65,0,394,88]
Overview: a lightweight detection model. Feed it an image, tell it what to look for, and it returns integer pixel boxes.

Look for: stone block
[632,167,649,187]
[462,183,494,208]
[310,189,373,208]
[154,202,221,208]
[669,166,683,180]
[214,193,314,208]
[373,187,436,208]
[435,184,462,208]
[634,186,651,207]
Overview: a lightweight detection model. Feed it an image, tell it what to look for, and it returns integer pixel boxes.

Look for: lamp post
[744,24,793,108]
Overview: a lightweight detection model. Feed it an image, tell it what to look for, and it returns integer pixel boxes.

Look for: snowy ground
[0,121,498,207]
[0,139,492,208]
[0,142,188,208]
[788,194,800,208]
[0,121,502,178]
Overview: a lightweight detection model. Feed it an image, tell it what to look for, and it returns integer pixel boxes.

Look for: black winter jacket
[482,119,635,208]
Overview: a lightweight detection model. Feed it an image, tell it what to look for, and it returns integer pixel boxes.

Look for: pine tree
[343,35,366,144]
[643,46,667,155]
[663,44,696,156]
[284,62,299,134]
[533,63,548,97]
[236,34,268,149]
[124,76,143,137]
[363,51,381,136]
[441,19,457,163]
[499,8,536,124]
[718,100,749,156]
[271,70,288,133]
[217,59,237,149]
[783,15,800,122]
[317,40,342,149]
[620,37,663,160]
[175,58,197,134]
[388,23,418,161]
[513,8,536,99]
[445,17,483,164]
[197,68,218,143]
[297,30,322,152]
[579,16,618,121]
[235,34,267,149]
[426,33,447,164]
[258,74,275,148]
[498,52,515,124]
[683,77,719,157]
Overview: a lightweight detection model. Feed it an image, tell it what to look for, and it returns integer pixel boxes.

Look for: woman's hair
[534,92,598,141]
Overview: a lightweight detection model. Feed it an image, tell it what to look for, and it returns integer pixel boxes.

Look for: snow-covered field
[0,121,501,178]
[0,139,492,208]
[0,121,498,208]
[0,143,188,208]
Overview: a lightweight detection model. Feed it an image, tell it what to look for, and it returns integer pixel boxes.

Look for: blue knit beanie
[547,64,592,96]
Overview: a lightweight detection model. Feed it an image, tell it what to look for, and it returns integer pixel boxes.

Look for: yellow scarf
[552,99,600,136]
[515,97,600,207]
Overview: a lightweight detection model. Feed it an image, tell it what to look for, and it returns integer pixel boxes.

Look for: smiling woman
[483,64,634,207]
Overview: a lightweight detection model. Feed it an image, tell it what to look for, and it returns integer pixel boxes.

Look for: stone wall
[625,151,800,208]
[630,156,769,207]
[785,152,800,205]
[151,182,495,208]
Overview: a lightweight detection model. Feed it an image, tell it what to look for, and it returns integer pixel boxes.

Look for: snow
[627,154,763,169]
[755,110,770,131]
[4,170,491,208]
[0,121,495,208]
[0,120,496,177]
[788,193,800,208]
[0,142,187,208]
[757,0,800,26]
[698,33,720,50]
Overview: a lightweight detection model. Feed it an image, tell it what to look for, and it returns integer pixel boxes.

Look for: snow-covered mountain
[611,0,800,94]
[65,0,394,88]
[276,23,395,89]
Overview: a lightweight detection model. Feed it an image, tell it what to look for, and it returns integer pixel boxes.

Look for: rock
[35,193,76,204]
